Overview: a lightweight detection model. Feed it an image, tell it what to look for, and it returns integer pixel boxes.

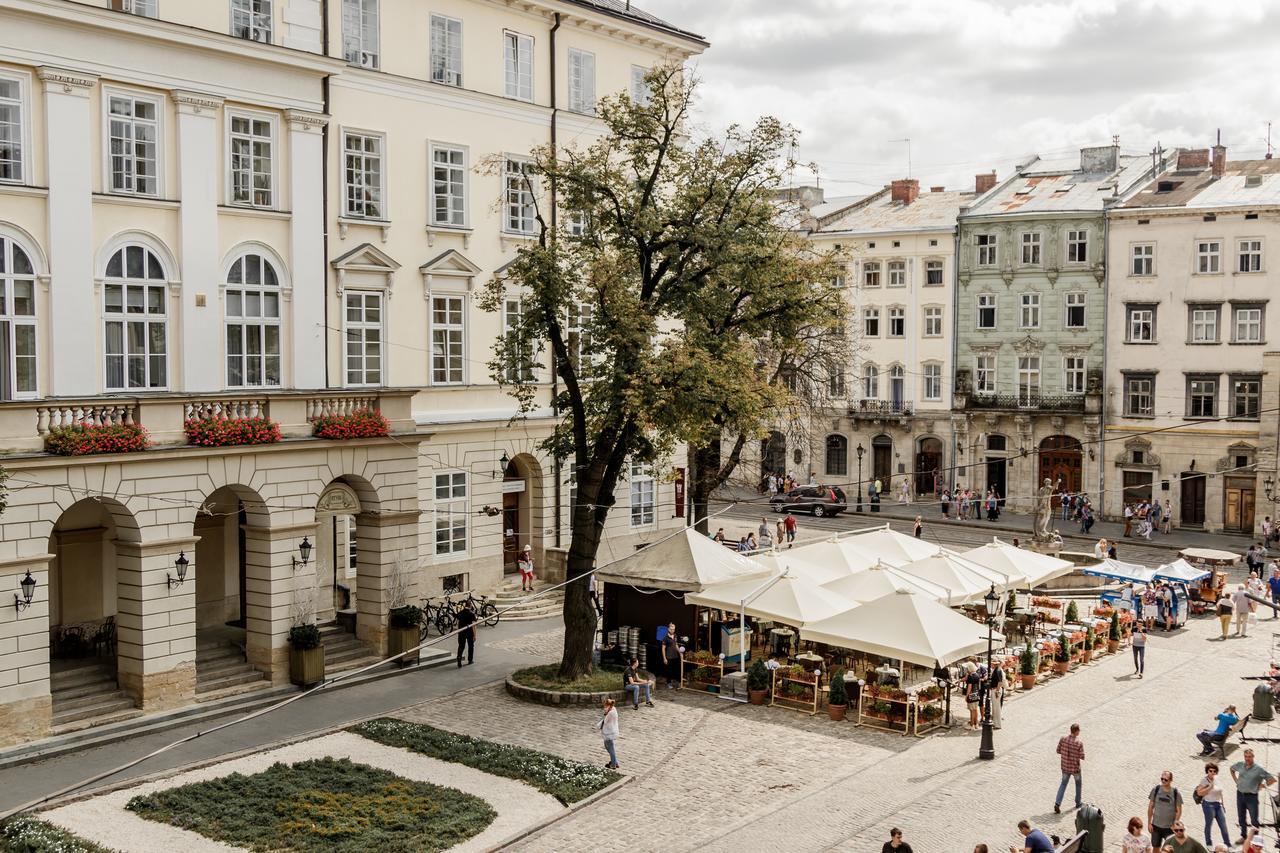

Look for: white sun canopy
[768,537,878,581]
[961,539,1075,587]
[750,547,857,586]
[1154,558,1211,584]
[895,550,1010,605]
[800,589,1003,668]
[684,573,857,627]
[594,528,771,592]
[837,524,941,567]
[822,560,949,603]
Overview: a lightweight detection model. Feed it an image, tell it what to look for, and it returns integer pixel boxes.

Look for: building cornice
[331,71,554,129]
[36,66,97,94]
[285,109,329,133]
[172,90,224,115]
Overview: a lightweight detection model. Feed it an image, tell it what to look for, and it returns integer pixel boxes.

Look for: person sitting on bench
[1196,705,1240,756]
[624,658,654,709]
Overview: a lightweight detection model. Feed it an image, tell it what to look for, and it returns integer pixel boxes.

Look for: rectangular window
[1019,293,1040,329]
[107,93,159,196]
[434,472,467,555]
[1239,239,1263,272]
[430,144,466,227]
[104,281,167,390]
[430,295,464,384]
[231,0,272,42]
[863,307,879,337]
[1127,305,1155,342]
[1125,375,1154,417]
[887,260,906,287]
[228,113,273,208]
[1234,306,1263,343]
[503,297,535,382]
[1021,232,1041,265]
[862,261,881,288]
[1016,356,1040,403]
[925,260,943,285]
[342,0,379,69]
[975,355,996,394]
[976,293,996,329]
[1066,229,1088,263]
[1063,356,1086,394]
[566,301,595,377]
[430,14,462,86]
[344,291,382,386]
[827,365,845,398]
[342,130,384,218]
[504,31,533,102]
[503,156,536,234]
[0,75,23,183]
[888,307,905,338]
[1187,376,1217,418]
[923,306,942,337]
[1190,306,1219,343]
[976,233,997,266]
[630,65,650,105]
[1197,240,1221,274]
[1231,375,1261,420]
[629,462,655,526]
[116,0,159,15]
[1064,292,1086,329]
[567,48,596,115]
[923,363,941,400]
[1131,243,1154,276]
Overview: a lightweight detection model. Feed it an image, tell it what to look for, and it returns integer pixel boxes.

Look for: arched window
[225,252,281,387]
[862,363,879,399]
[104,244,167,390]
[825,434,848,477]
[0,236,37,399]
[889,364,905,406]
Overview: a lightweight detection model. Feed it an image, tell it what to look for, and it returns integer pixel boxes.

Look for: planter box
[290,644,325,686]
[388,625,420,666]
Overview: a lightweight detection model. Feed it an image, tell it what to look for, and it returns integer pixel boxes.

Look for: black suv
[770,485,848,517]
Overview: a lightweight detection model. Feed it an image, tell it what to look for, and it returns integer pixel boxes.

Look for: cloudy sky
[639,0,1278,196]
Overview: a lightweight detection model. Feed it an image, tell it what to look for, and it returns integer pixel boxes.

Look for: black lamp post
[167,551,190,590]
[978,583,1001,760]
[293,537,313,571]
[14,570,35,613]
[855,444,865,513]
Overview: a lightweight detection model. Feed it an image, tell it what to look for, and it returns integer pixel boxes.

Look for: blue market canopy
[1081,558,1156,584]
[1153,558,1211,584]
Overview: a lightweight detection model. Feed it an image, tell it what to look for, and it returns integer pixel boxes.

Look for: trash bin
[1255,684,1275,722]
[1075,803,1104,853]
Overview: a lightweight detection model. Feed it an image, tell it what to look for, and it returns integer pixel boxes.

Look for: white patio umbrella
[961,538,1074,587]
[800,588,1003,668]
[784,536,880,579]
[822,559,950,603]
[594,527,771,592]
[896,550,1003,605]
[685,572,857,627]
[750,547,856,586]
[836,524,940,567]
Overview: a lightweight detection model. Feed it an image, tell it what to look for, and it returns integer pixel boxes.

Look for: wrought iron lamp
[167,551,190,590]
[14,570,36,613]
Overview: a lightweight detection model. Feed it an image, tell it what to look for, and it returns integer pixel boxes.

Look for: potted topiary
[1019,644,1037,690]
[827,669,849,721]
[1053,632,1071,675]
[1081,626,1095,664]
[288,623,324,686]
[387,605,423,667]
[1107,611,1121,653]
[1065,600,1079,624]
[746,658,769,705]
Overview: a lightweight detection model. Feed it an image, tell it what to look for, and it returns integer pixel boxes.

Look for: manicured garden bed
[125,756,494,853]
[510,663,625,693]
[351,718,619,805]
[0,816,117,853]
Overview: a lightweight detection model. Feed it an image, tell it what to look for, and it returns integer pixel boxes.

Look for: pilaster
[114,537,199,710]
[286,110,328,389]
[243,522,317,684]
[0,554,55,744]
[354,510,421,654]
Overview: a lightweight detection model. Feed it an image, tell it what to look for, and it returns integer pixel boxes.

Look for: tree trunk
[557,470,614,680]
[689,435,747,535]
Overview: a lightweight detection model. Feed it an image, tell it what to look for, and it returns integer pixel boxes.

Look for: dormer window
[1156,180,1179,193]
[1246,175,1263,188]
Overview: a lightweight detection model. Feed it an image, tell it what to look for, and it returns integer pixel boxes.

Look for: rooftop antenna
[889,138,911,178]
[1266,121,1274,159]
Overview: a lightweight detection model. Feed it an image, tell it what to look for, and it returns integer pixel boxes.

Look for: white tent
[837,524,940,567]
[778,537,879,580]
[685,573,856,626]
[750,547,855,586]
[1154,558,1211,584]
[594,528,771,592]
[800,589,1003,668]
[896,550,1006,605]
[961,539,1075,587]
[822,560,950,603]
[1081,558,1156,584]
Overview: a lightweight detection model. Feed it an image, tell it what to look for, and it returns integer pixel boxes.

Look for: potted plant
[1053,632,1071,675]
[827,669,849,721]
[1065,600,1079,624]
[288,623,324,686]
[387,605,423,666]
[1107,612,1121,653]
[919,703,943,723]
[1019,644,1037,690]
[1081,626,1095,664]
[747,658,769,705]
[870,700,893,719]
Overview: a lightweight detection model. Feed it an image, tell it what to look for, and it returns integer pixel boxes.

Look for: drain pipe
[549,11,563,547]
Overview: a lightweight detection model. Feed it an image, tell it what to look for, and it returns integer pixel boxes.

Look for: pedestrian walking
[1216,595,1234,639]
[913,515,923,539]
[517,544,535,592]
[1132,625,1147,677]
[1147,770,1183,848]
[1151,500,1163,535]
[941,489,951,518]
[1233,585,1251,637]
[881,827,914,852]
[1011,819,1055,853]
[776,519,786,545]
[899,480,910,504]
[1229,748,1276,840]
[757,517,770,542]
[1269,567,1280,616]
[988,658,1005,728]
[1195,762,1230,848]
[661,622,681,688]
[963,660,982,730]
[455,601,477,668]
[783,512,798,546]
[599,697,619,769]
[1054,722,1084,813]
[1124,503,1134,537]
[1121,816,1152,853]
[1162,500,1173,534]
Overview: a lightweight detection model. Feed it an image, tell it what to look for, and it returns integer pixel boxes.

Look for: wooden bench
[1208,714,1250,758]
[1054,831,1087,853]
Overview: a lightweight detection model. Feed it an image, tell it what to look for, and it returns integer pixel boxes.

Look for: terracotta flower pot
[748,689,767,706]
[1107,640,1119,653]
[1020,674,1036,690]
[1082,650,1093,664]
[827,703,848,722]
[1053,660,1069,675]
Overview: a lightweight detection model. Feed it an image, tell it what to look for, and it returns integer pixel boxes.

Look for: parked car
[770,485,848,517]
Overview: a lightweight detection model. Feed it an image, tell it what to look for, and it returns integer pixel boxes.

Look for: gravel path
[40,731,563,853]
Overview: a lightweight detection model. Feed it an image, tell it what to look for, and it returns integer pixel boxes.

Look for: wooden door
[1181,473,1206,526]
[872,443,892,483]
[1224,483,1256,534]
[1039,436,1082,505]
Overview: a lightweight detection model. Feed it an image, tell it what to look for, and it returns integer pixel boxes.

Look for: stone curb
[505,673,655,707]
[482,772,634,853]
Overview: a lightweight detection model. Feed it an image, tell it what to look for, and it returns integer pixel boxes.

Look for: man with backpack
[1147,769,1183,848]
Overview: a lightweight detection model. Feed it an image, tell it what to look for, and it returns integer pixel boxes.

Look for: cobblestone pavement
[392,614,1280,851]
[485,626,564,659]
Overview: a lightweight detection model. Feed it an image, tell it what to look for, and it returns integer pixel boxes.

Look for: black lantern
[15,570,36,612]
[293,536,313,570]
[855,444,866,514]
[168,551,190,590]
[978,583,1000,760]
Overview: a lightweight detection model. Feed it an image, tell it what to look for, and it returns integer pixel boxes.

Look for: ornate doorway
[915,437,942,496]
[1038,435,1082,505]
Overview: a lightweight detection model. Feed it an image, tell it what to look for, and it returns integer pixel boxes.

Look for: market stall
[1179,548,1235,608]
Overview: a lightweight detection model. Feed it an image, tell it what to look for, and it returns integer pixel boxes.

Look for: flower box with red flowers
[185,416,282,448]
[311,409,390,440]
[45,423,150,456]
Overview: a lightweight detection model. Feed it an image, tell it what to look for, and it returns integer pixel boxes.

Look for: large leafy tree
[482,68,842,678]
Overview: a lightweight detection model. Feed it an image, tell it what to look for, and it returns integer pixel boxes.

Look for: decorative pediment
[1060,344,1091,355]
[1115,436,1160,470]
[1215,442,1257,473]
[419,249,483,296]
[1011,335,1045,355]
[969,344,1001,355]
[331,243,400,296]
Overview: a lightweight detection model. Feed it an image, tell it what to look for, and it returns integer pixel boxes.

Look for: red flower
[184,416,282,448]
[45,423,150,456]
[311,409,390,440]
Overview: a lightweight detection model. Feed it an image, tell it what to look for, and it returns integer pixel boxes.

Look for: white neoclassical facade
[0,0,703,745]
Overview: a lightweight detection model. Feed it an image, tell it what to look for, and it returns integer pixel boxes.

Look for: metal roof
[564,0,707,45]
[964,152,1152,218]
[816,188,976,235]
[1119,159,1280,210]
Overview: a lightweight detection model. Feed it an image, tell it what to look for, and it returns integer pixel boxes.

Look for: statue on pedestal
[1032,477,1062,549]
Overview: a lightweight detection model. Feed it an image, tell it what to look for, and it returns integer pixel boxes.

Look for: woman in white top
[1196,761,1229,847]
[1120,815,1151,852]
[599,697,619,769]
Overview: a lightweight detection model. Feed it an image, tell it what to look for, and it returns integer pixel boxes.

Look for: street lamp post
[978,583,1001,760]
[855,444,865,513]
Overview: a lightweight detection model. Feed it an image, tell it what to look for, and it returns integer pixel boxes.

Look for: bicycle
[463,592,500,628]
[421,595,457,638]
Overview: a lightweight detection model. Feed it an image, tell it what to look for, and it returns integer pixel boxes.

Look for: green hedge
[351,718,619,805]
[0,817,117,853]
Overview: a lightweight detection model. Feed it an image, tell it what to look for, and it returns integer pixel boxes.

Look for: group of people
[939,486,1004,521]
[710,514,799,552]
[958,657,1006,731]
[761,471,813,496]
[1122,499,1167,539]
[1216,570,1277,639]
[1119,579,1184,633]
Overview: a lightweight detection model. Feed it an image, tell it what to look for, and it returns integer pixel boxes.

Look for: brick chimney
[890,178,919,205]
[930,186,945,193]
[975,171,997,194]
[1211,138,1227,179]
[1176,148,1210,170]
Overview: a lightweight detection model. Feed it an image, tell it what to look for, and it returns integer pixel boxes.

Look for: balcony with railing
[848,399,914,419]
[964,393,1085,413]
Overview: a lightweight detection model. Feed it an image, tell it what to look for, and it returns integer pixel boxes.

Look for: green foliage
[1054,632,1072,663]
[1084,625,1096,649]
[1065,600,1079,623]
[511,663,626,693]
[351,718,618,805]
[827,669,848,706]
[1019,644,1037,676]
[288,624,321,650]
[126,757,493,853]
[746,657,769,691]
[0,817,117,853]
[387,605,423,629]
[1109,611,1121,641]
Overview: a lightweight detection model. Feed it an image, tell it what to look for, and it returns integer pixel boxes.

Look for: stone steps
[52,692,139,728]
[195,641,268,698]
[50,706,144,737]
[316,621,386,676]
[50,660,139,731]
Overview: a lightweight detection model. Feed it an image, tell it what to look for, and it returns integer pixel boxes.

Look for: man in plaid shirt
[1054,722,1084,813]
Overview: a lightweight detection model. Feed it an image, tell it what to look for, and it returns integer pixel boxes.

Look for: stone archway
[315,481,362,622]
[503,453,545,572]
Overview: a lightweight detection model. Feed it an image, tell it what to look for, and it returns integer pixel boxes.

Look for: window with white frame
[1239,239,1263,272]
[1190,306,1220,343]
[104,245,167,390]
[342,130,384,218]
[107,93,159,196]
[629,461,654,526]
[923,306,942,337]
[1231,375,1261,420]
[1063,356,1086,394]
[503,297,535,382]
[976,233,997,266]
[1064,292,1086,329]
[1187,375,1217,418]
[430,295,464,384]
[827,363,846,397]
[923,362,942,400]
[225,252,281,387]
[430,144,466,227]
[1197,239,1221,274]
[228,113,273,208]
[1016,356,1040,403]
[975,355,996,394]
[976,293,996,329]
[863,307,879,337]
[117,0,158,16]
[862,261,881,288]
[887,260,907,287]
[337,515,358,578]
[888,306,905,337]
[862,363,879,398]
[1126,305,1155,343]
[1233,305,1263,343]
[925,259,943,285]
[567,48,596,115]
[504,31,533,101]
[231,0,272,42]
[0,236,37,398]
[1020,232,1041,265]
[503,157,536,234]
[0,75,23,183]
[430,14,463,86]
[888,365,905,404]
[1019,292,1040,329]
[344,291,383,386]
[342,0,379,68]
[1124,374,1154,417]
[434,472,468,555]
[1066,229,1088,263]
[566,301,595,377]
[1131,243,1154,275]
[630,65,650,105]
